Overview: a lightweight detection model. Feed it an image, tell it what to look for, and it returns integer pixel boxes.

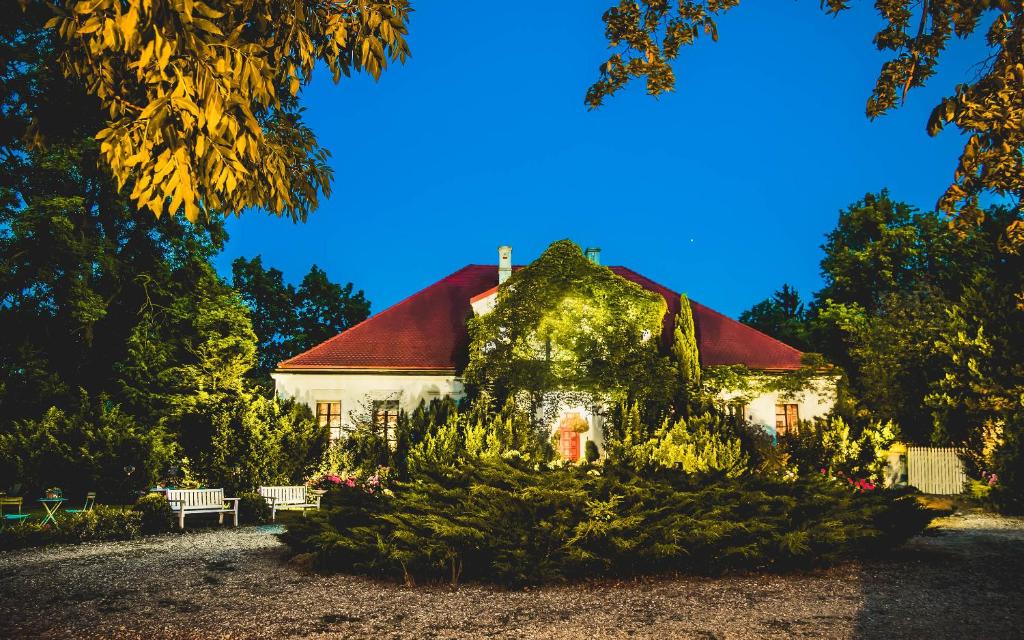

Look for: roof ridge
[278,264,486,368]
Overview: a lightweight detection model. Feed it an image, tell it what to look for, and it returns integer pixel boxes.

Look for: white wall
[272,371,465,432]
[718,375,837,436]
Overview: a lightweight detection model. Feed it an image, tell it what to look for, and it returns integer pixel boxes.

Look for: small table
[37,498,66,527]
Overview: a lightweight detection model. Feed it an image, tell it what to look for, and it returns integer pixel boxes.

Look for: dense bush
[134,493,174,534]
[0,506,142,550]
[781,416,898,483]
[281,459,935,587]
[61,506,141,542]
[0,392,175,499]
[166,392,329,494]
[238,491,272,524]
[604,403,749,477]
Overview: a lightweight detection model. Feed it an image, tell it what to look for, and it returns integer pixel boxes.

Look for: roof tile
[278,264,804,371]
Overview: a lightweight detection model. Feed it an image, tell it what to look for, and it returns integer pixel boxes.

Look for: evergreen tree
[739,284,810,351]
[671,294,701,414]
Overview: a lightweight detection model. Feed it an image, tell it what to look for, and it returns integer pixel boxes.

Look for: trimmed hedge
[280,460,935,587]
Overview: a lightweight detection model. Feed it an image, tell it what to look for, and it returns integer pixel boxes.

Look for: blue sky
[215,2,991,318]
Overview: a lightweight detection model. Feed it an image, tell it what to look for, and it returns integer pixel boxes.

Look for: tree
[293,265,371,354]
[588,1,1023,234]
[739,284,810,351]
[672,294,700,388]
[231,256,298,378]
[35,0,411,221]
[231,258,371,380]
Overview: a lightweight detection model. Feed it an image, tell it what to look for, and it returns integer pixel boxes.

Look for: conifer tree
[672,294,701,412]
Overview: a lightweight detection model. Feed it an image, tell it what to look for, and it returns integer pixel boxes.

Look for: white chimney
[498,245,512,284]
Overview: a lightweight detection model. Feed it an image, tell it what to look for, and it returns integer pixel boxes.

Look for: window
[775,404,799,436]
[317,402,343,440]
[724,403,746,425]
[373,399,400,446]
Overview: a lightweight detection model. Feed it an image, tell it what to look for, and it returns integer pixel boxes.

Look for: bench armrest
[222,498,240,504]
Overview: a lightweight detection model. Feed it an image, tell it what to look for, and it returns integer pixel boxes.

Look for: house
[273,246,835,459]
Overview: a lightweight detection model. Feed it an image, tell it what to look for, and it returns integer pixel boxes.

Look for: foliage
[134,493,173,534]
[585,440,600,463]
[231,257,371,381]
[603,404,747,477]
[0,506,142,550]
[588,1,1024,232]
[408,400,553,474]
[465,240,674,423]
[647,414,748,477]
[281,459,936,587]
[60,505,142,542]
[1,14,343,509]
[168,390,328,494]
[238,491,272,524]
[671,294,701,412]
[0,393,175,499]
[781,416,899,484]
[739,284,810,351]
[37,0,411,221]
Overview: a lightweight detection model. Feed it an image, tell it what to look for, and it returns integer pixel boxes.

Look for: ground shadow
[854,521,1024,639]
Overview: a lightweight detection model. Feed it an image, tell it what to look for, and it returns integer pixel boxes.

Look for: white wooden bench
[258,486,321,521]
[165,489,239,530]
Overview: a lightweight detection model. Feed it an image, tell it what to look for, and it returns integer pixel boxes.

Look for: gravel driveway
[1,513,1022,639]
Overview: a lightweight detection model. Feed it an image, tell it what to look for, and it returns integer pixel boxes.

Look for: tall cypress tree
[672,294,701,391]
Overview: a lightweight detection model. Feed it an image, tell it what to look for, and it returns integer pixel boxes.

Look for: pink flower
[820,468,827,475]
[345,478,356,488]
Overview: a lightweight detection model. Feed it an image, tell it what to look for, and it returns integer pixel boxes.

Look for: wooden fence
[906,447,967,495]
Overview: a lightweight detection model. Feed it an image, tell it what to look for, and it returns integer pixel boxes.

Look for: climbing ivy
[464,240,676,421]
[703,353,835,406]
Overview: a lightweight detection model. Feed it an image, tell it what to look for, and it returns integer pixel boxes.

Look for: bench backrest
[166,488,225,511]
[258,486,308,505]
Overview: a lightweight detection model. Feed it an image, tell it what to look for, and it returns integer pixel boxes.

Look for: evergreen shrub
[0,506,142,549]
[280,459,935,587]
[134,493,173,534]
[238,491,272,524]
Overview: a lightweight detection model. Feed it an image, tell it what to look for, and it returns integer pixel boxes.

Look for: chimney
[498,245,512,284]
[585,247,601,265]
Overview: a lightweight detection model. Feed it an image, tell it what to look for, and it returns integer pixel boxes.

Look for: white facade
[271,371,465,431]
[717,375,837,436]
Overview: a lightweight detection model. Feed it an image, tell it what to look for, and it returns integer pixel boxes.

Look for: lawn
[1,512,1021,639]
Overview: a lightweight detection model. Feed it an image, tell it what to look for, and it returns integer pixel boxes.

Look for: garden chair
[0,497,31,530]
[65,492,96,514]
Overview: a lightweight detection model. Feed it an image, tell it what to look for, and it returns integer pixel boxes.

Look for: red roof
[278,265,804,371]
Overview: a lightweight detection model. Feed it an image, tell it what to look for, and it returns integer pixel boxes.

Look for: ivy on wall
[464,240,676,421]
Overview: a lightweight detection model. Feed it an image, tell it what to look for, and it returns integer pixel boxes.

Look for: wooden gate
[907,447,966,495]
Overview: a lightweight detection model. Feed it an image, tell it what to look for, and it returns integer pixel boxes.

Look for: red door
[559,425,580,462]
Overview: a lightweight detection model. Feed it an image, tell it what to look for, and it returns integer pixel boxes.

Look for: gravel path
[1,513,1022,639]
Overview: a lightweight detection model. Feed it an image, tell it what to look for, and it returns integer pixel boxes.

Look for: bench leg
[218,512,224,525]
[232,504,238,527]
[178,510,185,530]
